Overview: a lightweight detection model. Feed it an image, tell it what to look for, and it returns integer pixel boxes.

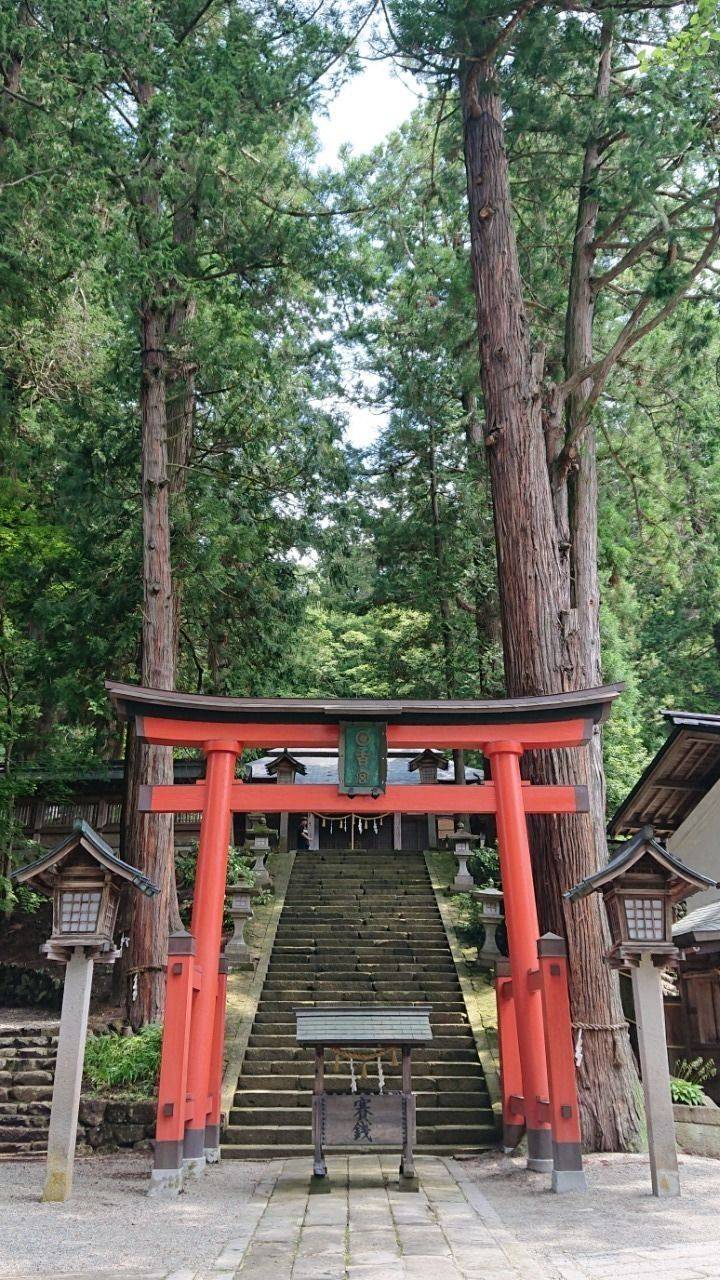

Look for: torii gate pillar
[488,742,552,1168]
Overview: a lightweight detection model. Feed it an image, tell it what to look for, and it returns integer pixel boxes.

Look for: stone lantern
[566,824,717,1199]
[244,811,276,889]
[225,880,261,968]
[473,886,505,962]
[12,821,158,1202]
[446,823,481,892]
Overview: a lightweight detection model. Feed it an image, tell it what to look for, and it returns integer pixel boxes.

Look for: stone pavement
[4,1150,720,1280]
[215,1153,555,1280]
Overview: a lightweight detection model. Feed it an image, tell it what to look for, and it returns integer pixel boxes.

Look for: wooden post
[42,948,94,1203]
[149,933,196,1195]
[537,934,586,1192]
[495,960,524,1152]
[486,742,552,1171]
[631,954,680,1197]
[393,812,402,851]
[311,1047,328,1187]
[399,1046,417,1188]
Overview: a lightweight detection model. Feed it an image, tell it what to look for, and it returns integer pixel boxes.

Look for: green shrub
[83,1024,162,1094]
[454,893,487,949]
[0,963,62,1009]
[176,844,261,928]
[467,845,500,888]
[670,1076,706,1107]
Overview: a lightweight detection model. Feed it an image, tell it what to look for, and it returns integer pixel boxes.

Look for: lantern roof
[446,823,482,846]
[565,825,717,905]
[408,749,450,771]
[264,750,307,777]
[11,820,159,898]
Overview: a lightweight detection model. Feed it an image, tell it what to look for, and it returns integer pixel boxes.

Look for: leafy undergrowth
[83,1024,162,1098]
[670,1077,706,1106]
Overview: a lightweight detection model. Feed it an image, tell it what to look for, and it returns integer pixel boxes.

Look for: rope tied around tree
[572,1019,629,1068]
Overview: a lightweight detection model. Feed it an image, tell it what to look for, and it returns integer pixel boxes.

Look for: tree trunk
[461,389,500,691]
[461,57,641,1150]
[125,300,178,1028]
[427,428,456,697]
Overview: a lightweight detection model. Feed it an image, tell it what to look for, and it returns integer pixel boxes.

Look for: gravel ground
[0,1152,270,1278]
[460,1150,720,1275]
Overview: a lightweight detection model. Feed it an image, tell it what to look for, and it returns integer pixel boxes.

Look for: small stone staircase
[0,1025,57,1156]
[223,850,496,1159]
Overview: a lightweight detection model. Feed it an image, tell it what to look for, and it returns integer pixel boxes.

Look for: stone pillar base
[527,1127,553,1172]
[148,1166,185,1197]
[204,1122,221,1164]
[552,1168,588,1193]
[43,1165,72,1203]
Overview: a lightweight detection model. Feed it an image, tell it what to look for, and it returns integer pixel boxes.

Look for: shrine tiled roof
[246,750,483,786]
[609,710,720,838]
[674,898,720,945]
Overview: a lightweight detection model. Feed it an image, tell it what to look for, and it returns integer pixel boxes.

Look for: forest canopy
[2,1,718,816]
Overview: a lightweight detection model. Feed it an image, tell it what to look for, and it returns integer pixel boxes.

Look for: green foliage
[467,845,500,888]
[670,1077,706,1107]
[453,893,487,950]
[674,1056,717,1086]
[83,1024,162,1094]
[0,964,62,1010]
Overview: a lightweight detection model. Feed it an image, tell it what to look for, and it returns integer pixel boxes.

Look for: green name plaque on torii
[338,721,387,795]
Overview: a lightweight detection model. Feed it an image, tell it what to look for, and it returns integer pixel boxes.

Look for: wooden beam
[135,714,593,752]
[139,782,589,816]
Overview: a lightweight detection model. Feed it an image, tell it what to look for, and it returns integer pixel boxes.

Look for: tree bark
[461,56,642,1150]
[125,300,178,1028]
[427,427,456,697]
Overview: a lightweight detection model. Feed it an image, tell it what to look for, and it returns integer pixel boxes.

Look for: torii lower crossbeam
[106,680,622,1196]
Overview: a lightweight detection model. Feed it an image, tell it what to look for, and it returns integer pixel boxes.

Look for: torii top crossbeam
[107,681,621,818]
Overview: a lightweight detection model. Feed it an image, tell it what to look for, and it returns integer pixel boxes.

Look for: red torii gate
[107,681,621,1195]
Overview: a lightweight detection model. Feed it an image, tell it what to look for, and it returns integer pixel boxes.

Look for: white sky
[315,57,418,171]
[314,56,418,449]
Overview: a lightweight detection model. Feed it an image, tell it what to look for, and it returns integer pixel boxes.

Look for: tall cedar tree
[384,0,720,1148]
[8,0,366,1024]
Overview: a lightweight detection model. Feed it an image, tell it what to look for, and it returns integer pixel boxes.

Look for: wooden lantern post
[567,825,718,1198]
[11,822,158,1202]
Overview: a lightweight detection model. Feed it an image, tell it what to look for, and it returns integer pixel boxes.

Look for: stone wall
[77,1097,157,1152]
[674,1103,720,1158]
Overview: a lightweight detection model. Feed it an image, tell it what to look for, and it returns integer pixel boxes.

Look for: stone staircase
[0,1025,57,1156]
[223,849,497,1159]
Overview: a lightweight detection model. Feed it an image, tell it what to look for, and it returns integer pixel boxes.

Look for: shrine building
[246,748,486,851]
